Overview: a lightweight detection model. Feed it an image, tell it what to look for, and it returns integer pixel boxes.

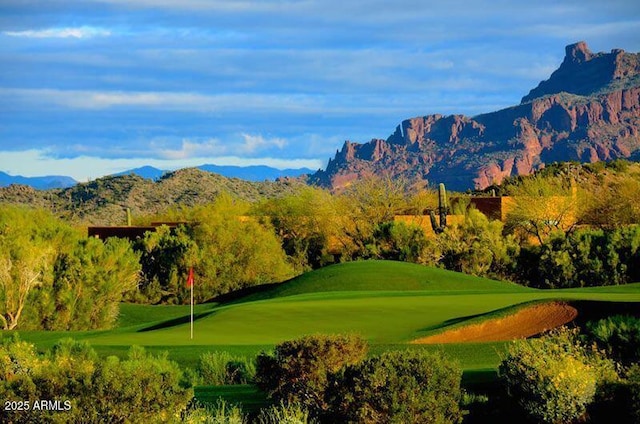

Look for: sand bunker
[411,302,578,344]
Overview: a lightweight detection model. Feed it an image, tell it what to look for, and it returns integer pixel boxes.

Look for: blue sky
[1,0,639,181]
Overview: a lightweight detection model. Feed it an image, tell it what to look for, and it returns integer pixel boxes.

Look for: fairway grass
[6,261,640,374]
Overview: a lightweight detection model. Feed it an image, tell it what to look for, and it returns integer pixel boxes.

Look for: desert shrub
[182,399,247,424]
[436,208,519,281]
[586,315,640,366]
[590,364,640,424]
[628,364,640,422]
[328,349,463,424]
[0,338,193,423]
[499,327,617,424]
[255,334,368,416]
[517,226,640,288]
[368,221,429,263]
[89,346,192,423]
[198,351,256,385]
[256,401,314,424]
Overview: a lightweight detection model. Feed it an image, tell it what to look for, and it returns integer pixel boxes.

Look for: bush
[198,351,256,385]
[0,338,193,423]
[182,399,247,424]
[499,327,617,424]
[628,364,640,422]
[89,346,192,422]
[517,226,640,288]
[328,349,463,424]
[367,221,429,263]
[587,315,640,366]
[256,401,314,424]
[436,208,519,281]
[255,334,368,416]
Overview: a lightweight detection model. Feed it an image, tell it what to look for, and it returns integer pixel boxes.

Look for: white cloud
[155,138,227,159]
[240,133,287,153]
[0,88,321,113]
[3,26,111,39]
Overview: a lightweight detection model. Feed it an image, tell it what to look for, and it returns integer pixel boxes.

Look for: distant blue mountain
[114,164,313,182]
[113,166,167,180]
[197,164,313,181]
[0,171,77,190]
[0,164,313,190]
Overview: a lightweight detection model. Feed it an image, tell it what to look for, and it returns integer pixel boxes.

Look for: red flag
[187,267,194,288]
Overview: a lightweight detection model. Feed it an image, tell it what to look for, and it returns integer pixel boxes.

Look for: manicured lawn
[7,261,640,375]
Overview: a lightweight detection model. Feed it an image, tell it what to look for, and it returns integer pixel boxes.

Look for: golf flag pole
[187,267,194,340]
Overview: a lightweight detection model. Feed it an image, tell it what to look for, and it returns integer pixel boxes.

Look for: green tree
[334,176,408,259]
[0,206,72,330]
[161,194,294,301]
[134,224,197,304]
[436,208,519,280]
[47,237,141,329]
[578,172,640,228]
[255,186,337,272]
[369,221,429,263]
[505,175,577,244]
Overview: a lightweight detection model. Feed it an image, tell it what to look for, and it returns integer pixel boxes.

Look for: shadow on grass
[421,312,488,332]
[137,310,217,332]
[208,282,282,305]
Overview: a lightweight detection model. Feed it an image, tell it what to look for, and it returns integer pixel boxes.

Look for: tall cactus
[429,183,448,234]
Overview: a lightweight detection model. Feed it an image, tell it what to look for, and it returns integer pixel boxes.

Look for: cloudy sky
[1,0,639,181]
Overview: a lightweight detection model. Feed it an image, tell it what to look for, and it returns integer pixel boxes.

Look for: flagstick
[190,278,194,340]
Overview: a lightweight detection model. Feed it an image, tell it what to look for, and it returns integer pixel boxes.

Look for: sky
[1,0,639,181]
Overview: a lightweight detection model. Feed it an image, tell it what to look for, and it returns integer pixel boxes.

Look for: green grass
[232,260,532,304]
[7,260,640,375]
[195,385,268,413]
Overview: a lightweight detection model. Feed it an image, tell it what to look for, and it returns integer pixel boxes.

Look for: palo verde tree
[334,176,409,259]
[133,224,198,304]
[578,172,640,229]
[505,175,578,244]
[157,193,294,302]
[45,236,140,330]
[0,205,141,331]
[0,206,69,330]
[255,186,337,273]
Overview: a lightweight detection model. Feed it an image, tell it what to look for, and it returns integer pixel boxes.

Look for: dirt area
[411,301,578,344]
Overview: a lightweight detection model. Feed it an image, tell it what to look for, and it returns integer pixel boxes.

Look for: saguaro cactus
[429,183,448,234]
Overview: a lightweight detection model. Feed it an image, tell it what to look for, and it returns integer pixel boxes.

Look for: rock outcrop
[311,42,640,191]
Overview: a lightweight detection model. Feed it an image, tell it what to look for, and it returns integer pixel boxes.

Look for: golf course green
[9,260,640,373]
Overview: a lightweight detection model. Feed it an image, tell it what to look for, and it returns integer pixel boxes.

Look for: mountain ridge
[0,168,308,225]
[310,42,640,191]
[0,171,77,190]
[1,164,314,190]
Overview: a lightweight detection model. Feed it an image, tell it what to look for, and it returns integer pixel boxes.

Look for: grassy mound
[228,260,531,304]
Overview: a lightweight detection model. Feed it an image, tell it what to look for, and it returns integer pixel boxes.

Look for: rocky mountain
[311,42,640,191]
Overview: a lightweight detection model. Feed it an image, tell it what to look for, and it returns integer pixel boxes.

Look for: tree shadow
[137,310,217,332]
